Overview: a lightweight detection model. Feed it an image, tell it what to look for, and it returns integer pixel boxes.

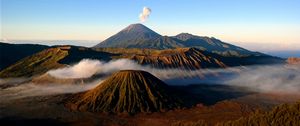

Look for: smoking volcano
[67,70,182,114]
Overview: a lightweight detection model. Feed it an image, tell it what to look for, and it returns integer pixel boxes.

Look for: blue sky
[1,0,300,50]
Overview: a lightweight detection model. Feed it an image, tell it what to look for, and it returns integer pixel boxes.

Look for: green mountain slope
[0,46,113,78]
[0,42,49,70]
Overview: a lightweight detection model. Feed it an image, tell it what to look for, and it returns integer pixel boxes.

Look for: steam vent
[68,70,182,114]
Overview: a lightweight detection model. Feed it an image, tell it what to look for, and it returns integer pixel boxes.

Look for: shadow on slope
[0,46,116,78]
[0,42,49,70]
[171,84,254,106]
[0,117,67,126]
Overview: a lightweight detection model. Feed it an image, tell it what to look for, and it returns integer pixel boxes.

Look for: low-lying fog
[1,59,300,102]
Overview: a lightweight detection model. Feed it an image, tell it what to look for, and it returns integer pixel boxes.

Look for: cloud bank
[48,59,102,79]
[0,79,102,103]
[48,59,300,94]
[48,59,145,79]
[227,65,300,93]
[2,59,300,103]
[48,59,238,83]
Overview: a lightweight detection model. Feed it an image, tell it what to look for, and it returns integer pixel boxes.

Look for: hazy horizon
[1,0,300,52]
[1,39,299,58]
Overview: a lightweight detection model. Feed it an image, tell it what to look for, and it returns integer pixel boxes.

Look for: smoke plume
[139,7,151,22]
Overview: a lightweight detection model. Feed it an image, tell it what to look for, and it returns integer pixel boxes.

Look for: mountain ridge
[0,45,283,78]
[94,23,258,56]
[0,46,113,78]
[94,23,184,49]
[0,42,49,70]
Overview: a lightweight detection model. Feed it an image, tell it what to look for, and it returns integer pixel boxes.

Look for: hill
[127,48,227,69]
[172,33,259,56]
[0,42,49,70]
[218,101,300,126]
[67,70,182,114]
[0,46,113,78]
[95,47,227,69]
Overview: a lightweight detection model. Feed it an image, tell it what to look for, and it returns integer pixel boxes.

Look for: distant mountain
[94,23,184,49]
[172,33,258,56]
[0,42,49,70]
[266,50,300,58]
[94,24,260,56]
[67,70,182,114]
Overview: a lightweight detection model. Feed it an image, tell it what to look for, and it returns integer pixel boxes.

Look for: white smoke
[48,59,146,79]
[226,65,300,94]
[48,59,102,79]
[47,59,238,81]
[48,59,300,94]
[0,79,102,103]
[95,59,145,73]
[139,7,151,23]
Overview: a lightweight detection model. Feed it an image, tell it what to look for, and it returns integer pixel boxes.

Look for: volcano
[68,70,182,114]
[94,23,260,56]
[94,23,183,49]
[172,33,255,56]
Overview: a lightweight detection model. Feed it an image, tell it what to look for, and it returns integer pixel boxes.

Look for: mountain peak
[67,70,182,114]
[125,23,145,28]
[176,33,194,36]
[121,23,159,35]
[174,33,198,41]
[94,23,164,48]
